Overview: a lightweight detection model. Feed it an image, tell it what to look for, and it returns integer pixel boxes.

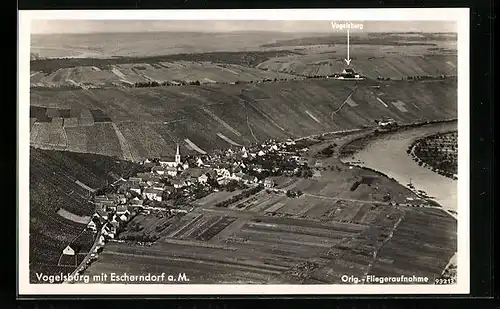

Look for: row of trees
[402,75,452,80]
[285,190,303,198]
[214,184,264,208]
[408,135,458,179]
[134,80,201,88]
[132,77,296,89]
[120,233,159,243]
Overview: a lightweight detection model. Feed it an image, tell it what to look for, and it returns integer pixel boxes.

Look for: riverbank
[341,121,458,213]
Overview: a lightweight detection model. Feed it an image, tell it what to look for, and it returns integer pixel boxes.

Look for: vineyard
[29,148,143,282]
[30,78,457,160]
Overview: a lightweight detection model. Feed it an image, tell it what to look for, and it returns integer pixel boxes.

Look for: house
[217,177,231,186]
[110,217,120,229]
[94,195,110,204]
[117,194,127,204]
[106,204,117,212]
[215,168,231,178]
[112,178,128,188]
[297,157,309,165]
[102,225,115,239]
[161,185,174,194]
[128,176,143,183]
[106,193,126,205]
[171,179,187,189]
[241,174,258,185]
[378,118,397,127]
[337,68,363,79]
[159,144,182,168]
[130,186,141,195]
[116,181,133,193]
[258,150,265,156]
[136,172,152,181]
[119,214,129,222]
[165,166,178,177]
[196,157,205,167]
[103,224,115,239]
[62,245,75,256]
[116,205,128,215]
[231,172,244,181]
[143,161,155,170]
[264,178,275,188]
[100,199,115,209]
[152,166,166,175]
[342,68,356,75]
[96,207,109,220]
[144,187,163,201]
[182,168,210,183]
[130,197,144,206]
[198,174,209,184]
[138,173,161,186]
[152,182,166,191]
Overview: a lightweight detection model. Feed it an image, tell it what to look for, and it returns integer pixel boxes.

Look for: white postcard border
[18,8,470,295]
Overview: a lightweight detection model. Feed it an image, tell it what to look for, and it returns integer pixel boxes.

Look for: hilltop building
[333,68,364,80]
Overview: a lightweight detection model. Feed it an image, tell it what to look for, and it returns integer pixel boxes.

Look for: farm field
[257,53,456,79]
[85,203,456,283]
[30,78,457,160]
[31,61,300,89]
[85,127,456,284]
[31,32,456,82]
[29,148,143,283]
[31,31,311,60]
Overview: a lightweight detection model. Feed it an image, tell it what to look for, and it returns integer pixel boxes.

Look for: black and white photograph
[18,9,470,295]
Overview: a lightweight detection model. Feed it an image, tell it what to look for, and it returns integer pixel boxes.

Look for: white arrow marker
[345,28,352,65]
[331,22,352,65]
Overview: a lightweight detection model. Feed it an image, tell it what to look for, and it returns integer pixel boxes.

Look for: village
[64,137,318,272]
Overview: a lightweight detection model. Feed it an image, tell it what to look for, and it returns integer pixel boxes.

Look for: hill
[30,78,457,161]
[29,148,143,283]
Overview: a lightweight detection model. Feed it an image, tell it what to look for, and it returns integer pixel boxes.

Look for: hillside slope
[30,78,457,161]
[29,148,142,283]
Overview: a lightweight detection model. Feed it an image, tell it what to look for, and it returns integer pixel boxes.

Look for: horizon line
[32,30,458,35]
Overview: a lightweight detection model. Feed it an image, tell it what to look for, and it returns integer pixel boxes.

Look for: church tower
[175,143,181,164]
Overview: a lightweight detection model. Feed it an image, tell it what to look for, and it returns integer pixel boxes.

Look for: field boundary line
[362,209,405,277]
[331,83,359,121]
[111,122,136,162]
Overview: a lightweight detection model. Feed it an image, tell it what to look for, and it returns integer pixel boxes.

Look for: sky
[31,20,456,35]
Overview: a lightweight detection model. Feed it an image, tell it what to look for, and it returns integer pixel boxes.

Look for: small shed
[62,245,75,256]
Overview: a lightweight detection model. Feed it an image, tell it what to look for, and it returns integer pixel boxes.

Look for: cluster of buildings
[82,138,311,241]
[61,137,314,277]
[332,68,365,80]
[376,119,398,132]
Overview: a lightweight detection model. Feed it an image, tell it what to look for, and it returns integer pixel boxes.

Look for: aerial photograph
[27,18,459,286]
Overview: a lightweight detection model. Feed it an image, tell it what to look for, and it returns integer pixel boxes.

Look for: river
[342,122,458,212]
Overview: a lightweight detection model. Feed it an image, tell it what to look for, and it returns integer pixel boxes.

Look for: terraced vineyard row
[30,78,457,161]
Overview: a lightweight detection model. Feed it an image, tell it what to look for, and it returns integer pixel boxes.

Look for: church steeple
[175,143,181,164]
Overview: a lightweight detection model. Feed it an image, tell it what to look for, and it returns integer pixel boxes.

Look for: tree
[225,180,239,192]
